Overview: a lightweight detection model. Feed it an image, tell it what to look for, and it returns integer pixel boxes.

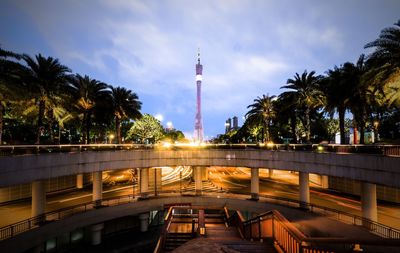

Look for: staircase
[164,233,193,252]
[205,214,276,253]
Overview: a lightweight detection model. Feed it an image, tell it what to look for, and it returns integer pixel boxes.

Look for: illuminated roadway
[0,167,399,230]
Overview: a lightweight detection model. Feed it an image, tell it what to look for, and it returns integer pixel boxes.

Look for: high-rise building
[194,49,204,142]
[225,118,232,134]
[232,116,239,130]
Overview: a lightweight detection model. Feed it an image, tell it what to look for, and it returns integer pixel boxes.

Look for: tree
[281,70,323,142]
[0,47,26,144]
[109,86,142,143]
[22,54,71,144]
[365,20,400,110]
[322,66,350,144]
[276,92,298,143]
[69,74,110,144]
[246,94,276,142]
[127,114,164,144]
[345,56,369,144]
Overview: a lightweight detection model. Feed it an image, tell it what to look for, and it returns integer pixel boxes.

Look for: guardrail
[1,143,400,156]
[1,189,400,243]
[227,209,400,253]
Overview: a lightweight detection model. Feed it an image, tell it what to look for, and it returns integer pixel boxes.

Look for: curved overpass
[1,149,399,188]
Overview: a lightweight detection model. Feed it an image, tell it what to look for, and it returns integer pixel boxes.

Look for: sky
[1,0,399,139]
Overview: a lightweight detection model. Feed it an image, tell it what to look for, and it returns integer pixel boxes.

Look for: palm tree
[109,86,142,144]
[0,48,24,145]
[365,20,400,109]
[69,74,110,144]
[246,94,276,142]
[281,70,323,142]
[22,54,71,144]
[0,47,26,144]
[365,20,400,69]
[322,66,350,144]
[277,92,298,143]
[345,56,369,144]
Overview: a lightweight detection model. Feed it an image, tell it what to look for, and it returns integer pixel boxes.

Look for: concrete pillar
[268,169,274,178]
[201,167,209,181]
[92,171,102,207]
[90,223,104,245]
[361,182,377,222]
[32,180,46,218]
[299,172,310,209]
[321,175,329,189]
[251,168,259,200]
[194,167,202,195]
[76,174,84,189]
[155,167,162,194]
[139,213,150,232]
[140,168,149,198]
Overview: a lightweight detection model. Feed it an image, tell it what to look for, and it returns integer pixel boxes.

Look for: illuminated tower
[194,49,204,142]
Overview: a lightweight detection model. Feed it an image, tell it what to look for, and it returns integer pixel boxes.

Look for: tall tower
[194,49,204,142]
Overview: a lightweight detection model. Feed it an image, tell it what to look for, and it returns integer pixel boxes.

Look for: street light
[109,134,115,144]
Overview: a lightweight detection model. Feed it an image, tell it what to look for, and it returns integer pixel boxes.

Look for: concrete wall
[329,176,400,203]
[0,149,399,188]
[0,174,91,203]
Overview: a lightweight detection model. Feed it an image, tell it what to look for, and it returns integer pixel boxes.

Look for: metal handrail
[236,209,400,253]
[1,143,400,156]
[1,189,400,242]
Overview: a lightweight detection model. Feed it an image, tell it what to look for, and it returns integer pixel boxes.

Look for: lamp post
[109,134,114,144]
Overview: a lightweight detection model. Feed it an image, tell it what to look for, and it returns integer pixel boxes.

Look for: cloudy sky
[1,0,399,139]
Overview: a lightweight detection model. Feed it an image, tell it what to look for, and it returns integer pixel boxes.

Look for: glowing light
[166,121,173,128]
[266,142,274,148]
[155,113,164,122]
[317,145,324,151]
[162,142,172,148]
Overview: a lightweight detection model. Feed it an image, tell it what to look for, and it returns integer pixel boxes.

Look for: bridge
[0,144,400,252]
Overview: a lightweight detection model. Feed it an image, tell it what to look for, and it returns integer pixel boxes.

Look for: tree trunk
[338,107,345,144]
[115,117,121,144]
[359,120,365,144]
[86,112,91,144]
[305,107,311,142]
[81,112,87,144]
[290,114,297,144]
[36,100,45,144]
[264,120,269,142]
[0,102,3,145]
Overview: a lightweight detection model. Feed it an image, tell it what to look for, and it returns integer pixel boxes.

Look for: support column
[194,167,202,195]
[76,174,84,189]
[31,180,46,219]
[155,167,162,195]
[92,171,102,207]
[321,175,329,189]
[140,168,149,198]
[201,167,209,181]
[268,169,274,178]
[299,172,310,209]
[139,213,150,232]
[361,182,377,222]
[90,223,104,245]
[251,168,259,200]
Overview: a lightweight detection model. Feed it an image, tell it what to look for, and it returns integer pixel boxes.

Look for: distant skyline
[1,0,399,139]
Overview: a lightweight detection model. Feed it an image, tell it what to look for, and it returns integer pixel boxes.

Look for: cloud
[5,0,399,136]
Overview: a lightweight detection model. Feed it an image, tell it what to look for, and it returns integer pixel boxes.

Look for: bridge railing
[235,209,400,253]
[1,143,400,156]
[1,189,400,243]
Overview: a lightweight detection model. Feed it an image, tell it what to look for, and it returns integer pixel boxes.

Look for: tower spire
[194,48,204,142]
[197,47,201,64]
